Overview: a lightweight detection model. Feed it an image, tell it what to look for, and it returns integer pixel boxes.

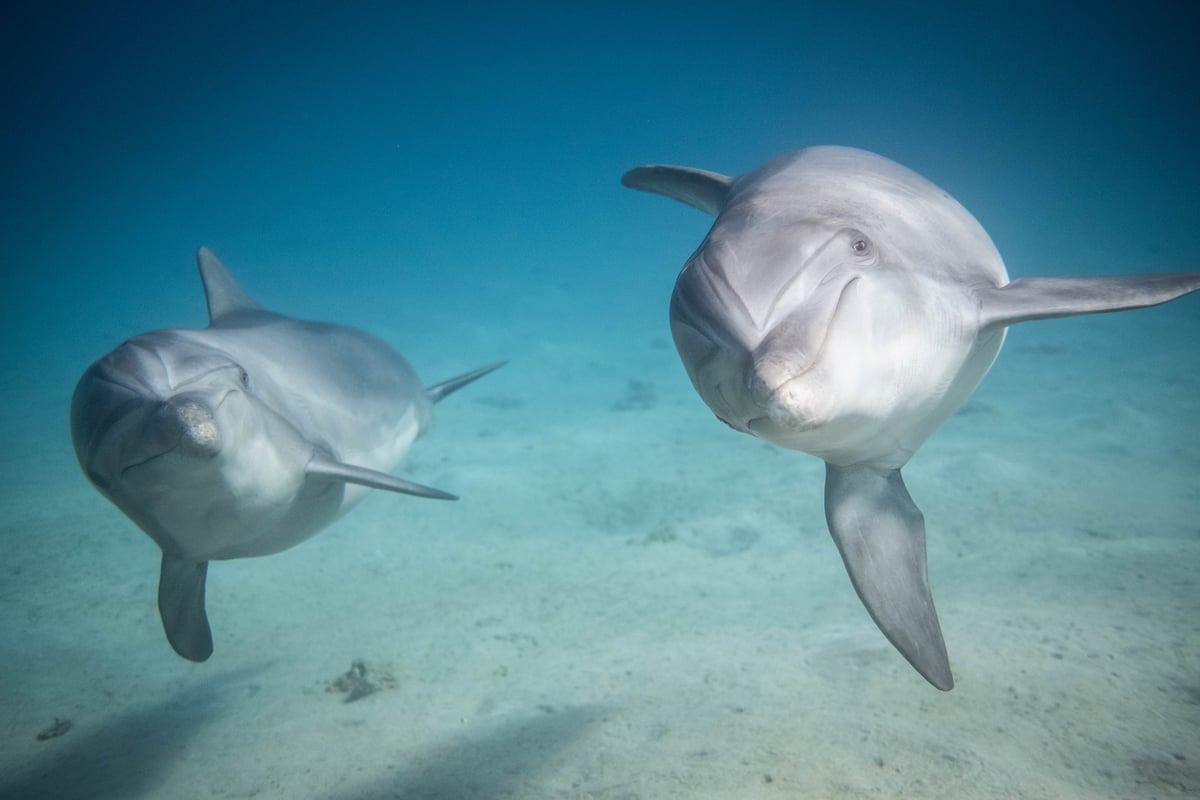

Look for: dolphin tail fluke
[976,272,1200,330]
[158,555,214,662]
[823,462,953,691]
[425,361,506,404]
[621,165,733,216]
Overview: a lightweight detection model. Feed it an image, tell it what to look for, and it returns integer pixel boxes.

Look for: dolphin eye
[846,230,876,263]
[239,368,250,388]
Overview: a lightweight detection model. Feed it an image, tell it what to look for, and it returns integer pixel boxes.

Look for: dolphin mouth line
[757,274,860,386]
[746,414,821,435]
[801,274,858,374]
[214,387,238,409]
[121,446,178,477]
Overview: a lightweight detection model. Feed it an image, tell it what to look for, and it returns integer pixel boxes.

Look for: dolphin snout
[744,353,830,439]
[747,352,796,408]
[145,395,221,460]
[746,319,823,416]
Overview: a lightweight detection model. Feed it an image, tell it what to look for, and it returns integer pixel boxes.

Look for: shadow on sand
[0,666,265,800]
[334,704,604,800]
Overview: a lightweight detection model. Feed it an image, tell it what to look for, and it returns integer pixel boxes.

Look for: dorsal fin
[621,164,733,216]
[196,247,261,324]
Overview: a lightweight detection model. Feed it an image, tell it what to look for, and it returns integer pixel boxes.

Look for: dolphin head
[70,329,324,559]
[73,333,238,482]
[660,147,1009,468]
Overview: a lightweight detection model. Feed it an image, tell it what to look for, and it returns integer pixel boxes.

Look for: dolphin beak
[160,395,222,458]
[123,395,222,474]
[744,277,860,423]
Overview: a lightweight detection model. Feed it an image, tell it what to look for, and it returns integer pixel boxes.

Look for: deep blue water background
[6,2,1198,357]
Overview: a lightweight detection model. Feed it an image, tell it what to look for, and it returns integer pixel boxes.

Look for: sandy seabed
[1,303,1197,800]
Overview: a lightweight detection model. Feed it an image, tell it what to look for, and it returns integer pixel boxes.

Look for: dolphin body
[71,248,501,662]
[623,146,1200,690]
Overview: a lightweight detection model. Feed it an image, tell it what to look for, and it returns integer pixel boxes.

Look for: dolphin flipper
[977,273,1200,330]
[158,555,214,662]
[425,361,507,404]
[621,165,733,216]
[306,454,458,500]
[824,463,953,690]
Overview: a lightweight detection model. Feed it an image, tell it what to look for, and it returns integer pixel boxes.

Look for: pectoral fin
[158,555,213,662]
[425,361,506,403]
[621,165,733,216]
[977,273,1200,330]
[307,454,457,500]
[824,463,953,690]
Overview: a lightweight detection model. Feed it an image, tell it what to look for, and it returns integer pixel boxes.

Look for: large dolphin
[71,247,502,662]
[622,146,1200,690]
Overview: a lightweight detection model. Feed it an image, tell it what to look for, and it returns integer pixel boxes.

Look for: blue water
[3,3,1198,798]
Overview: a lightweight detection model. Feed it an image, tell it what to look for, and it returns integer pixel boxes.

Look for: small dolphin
[623,146,1200,690]
[71,247,502,662]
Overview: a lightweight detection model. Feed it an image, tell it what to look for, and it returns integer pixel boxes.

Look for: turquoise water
[2,3,1198,798]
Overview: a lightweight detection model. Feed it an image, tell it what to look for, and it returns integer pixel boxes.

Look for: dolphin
[70,247,502,662]
[622,146,1200,690]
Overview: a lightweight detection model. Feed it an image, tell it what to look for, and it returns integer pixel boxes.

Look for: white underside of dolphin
[71,248,502,661]
[623,146,1200,690]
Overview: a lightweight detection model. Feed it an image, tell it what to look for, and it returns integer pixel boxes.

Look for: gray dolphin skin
[623,146,1200,690]
[71,247,502,662]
